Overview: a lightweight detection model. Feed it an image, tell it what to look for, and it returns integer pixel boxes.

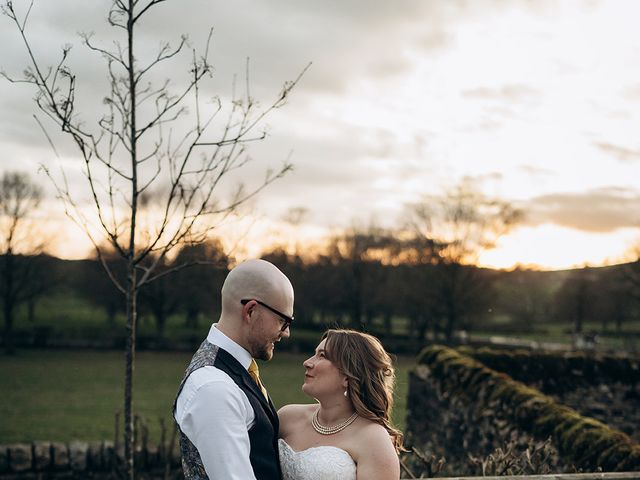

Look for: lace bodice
[278,438,356,480]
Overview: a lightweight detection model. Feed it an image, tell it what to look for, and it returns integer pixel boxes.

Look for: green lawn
[0,349,415,444]
[470,319,640,351]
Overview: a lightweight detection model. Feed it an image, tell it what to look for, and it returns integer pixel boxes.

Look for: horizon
[20,216,637,273]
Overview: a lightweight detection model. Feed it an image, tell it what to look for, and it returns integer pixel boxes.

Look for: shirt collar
[207,323,253,370]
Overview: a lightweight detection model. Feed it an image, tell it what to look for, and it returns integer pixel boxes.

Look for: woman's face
[301,339,347,398]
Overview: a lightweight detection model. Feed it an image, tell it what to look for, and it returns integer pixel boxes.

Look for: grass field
[0,349,414,444]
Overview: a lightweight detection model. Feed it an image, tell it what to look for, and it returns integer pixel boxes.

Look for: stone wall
[2,439,638,480]
[405,345,640,477]
[0,441,181,479]
[405,367,566,476]
[459,346,640,442]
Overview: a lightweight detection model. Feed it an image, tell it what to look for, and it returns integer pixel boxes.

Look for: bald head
[220,259,294,325]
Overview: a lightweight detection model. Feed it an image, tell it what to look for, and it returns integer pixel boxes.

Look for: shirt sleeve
[176,372,257,480]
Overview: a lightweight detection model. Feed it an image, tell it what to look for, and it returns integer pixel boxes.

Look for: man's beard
[250,338,274,361]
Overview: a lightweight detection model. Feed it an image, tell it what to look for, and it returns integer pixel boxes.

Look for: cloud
[0,0,446,102]
[595,142,640,163]
[525,187,640,232]
[462,84,539,101]
[415,30,452,51]
[459,172,504,184]
[623,83,640,100]
[366,56,414,80]
[0,0,570,114]
[3,0,639,262]
[518,165,555,176]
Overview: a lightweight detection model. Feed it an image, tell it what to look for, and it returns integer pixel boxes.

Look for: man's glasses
[241,299,294,332]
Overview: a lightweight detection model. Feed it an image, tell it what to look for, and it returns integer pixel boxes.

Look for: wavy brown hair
[322,329,405,453]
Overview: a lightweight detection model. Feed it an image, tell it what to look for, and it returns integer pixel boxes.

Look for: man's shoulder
[176,366,252,420]
[178,365,247,406]
[184,365,236,390]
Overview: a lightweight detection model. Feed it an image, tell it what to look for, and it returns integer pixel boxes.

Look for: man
[174,259,294,479]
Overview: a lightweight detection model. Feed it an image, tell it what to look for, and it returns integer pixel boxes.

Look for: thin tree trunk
[575,300,584,334]
[108,304,117,326]
[3,300,14,355]
[185,306,199,328]
[125,2,138,478]
[445,310,456,343]
[3,255,15,355]
[124,268,137,479]
[28,298,36,322]
[156,309,166,337]
[384,312,392,336]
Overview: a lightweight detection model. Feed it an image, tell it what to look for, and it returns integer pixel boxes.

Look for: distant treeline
[2,235,639,347]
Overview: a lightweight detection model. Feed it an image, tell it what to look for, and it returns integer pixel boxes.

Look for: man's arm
[176,375,257,480]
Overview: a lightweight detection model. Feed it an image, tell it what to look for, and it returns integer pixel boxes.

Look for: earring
[344,389,348,397]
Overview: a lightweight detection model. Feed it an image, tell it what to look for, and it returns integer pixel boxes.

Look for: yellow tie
[248,359,269,401]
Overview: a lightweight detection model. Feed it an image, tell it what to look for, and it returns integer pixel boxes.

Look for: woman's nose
[303,357,313,368]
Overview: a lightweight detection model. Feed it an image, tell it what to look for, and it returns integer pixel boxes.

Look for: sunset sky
[1,0,639,270]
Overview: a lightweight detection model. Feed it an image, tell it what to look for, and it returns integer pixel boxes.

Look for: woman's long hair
[322,329,405,453]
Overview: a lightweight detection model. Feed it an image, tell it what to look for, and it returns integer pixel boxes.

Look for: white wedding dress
[279,438,356,480]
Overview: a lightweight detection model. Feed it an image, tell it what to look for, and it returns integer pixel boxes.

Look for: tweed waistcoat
[173,340,281,480]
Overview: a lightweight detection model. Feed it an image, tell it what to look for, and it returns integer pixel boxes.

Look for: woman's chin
[301,384,312,396]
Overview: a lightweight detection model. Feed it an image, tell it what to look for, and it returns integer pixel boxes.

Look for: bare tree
[553,267,596,335]
[77,248,125,326]
[624,245,640,309]
[592,266,635,334]
[3,1,306,477]
[326,225,400,329]
[408,179,523,341]
[0,171,44,354]
[173,239,229,329]
[495,267,553,327]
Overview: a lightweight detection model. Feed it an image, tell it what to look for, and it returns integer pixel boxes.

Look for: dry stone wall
[0,441,181,479]
[405,345,640,477]
[459,347,640,442]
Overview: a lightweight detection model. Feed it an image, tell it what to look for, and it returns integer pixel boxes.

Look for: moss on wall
[409,345,640,472]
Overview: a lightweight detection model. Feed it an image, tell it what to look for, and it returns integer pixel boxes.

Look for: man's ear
[241,299,256,324]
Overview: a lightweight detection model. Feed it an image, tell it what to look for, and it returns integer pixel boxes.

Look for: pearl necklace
[311,408,358,435]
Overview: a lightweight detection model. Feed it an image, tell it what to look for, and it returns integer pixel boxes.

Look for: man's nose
[281,325,290,338]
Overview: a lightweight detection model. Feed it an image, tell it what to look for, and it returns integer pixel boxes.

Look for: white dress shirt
[174,324,257,480]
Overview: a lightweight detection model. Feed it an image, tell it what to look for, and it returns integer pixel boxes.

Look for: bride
[278,329,403,480]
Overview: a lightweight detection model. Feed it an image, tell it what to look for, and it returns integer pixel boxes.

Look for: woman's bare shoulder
[277,403,316,429]
[354,418,394,443]
[350,420,400,478]
[350,419,398,459]
[278,403,316,417]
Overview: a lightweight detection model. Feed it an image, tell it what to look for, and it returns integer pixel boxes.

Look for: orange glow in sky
[42,207,637,272]
[478,224,638,271]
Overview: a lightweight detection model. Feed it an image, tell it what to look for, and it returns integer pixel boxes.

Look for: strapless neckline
[278,438,356,480]
[279,438,351,456]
